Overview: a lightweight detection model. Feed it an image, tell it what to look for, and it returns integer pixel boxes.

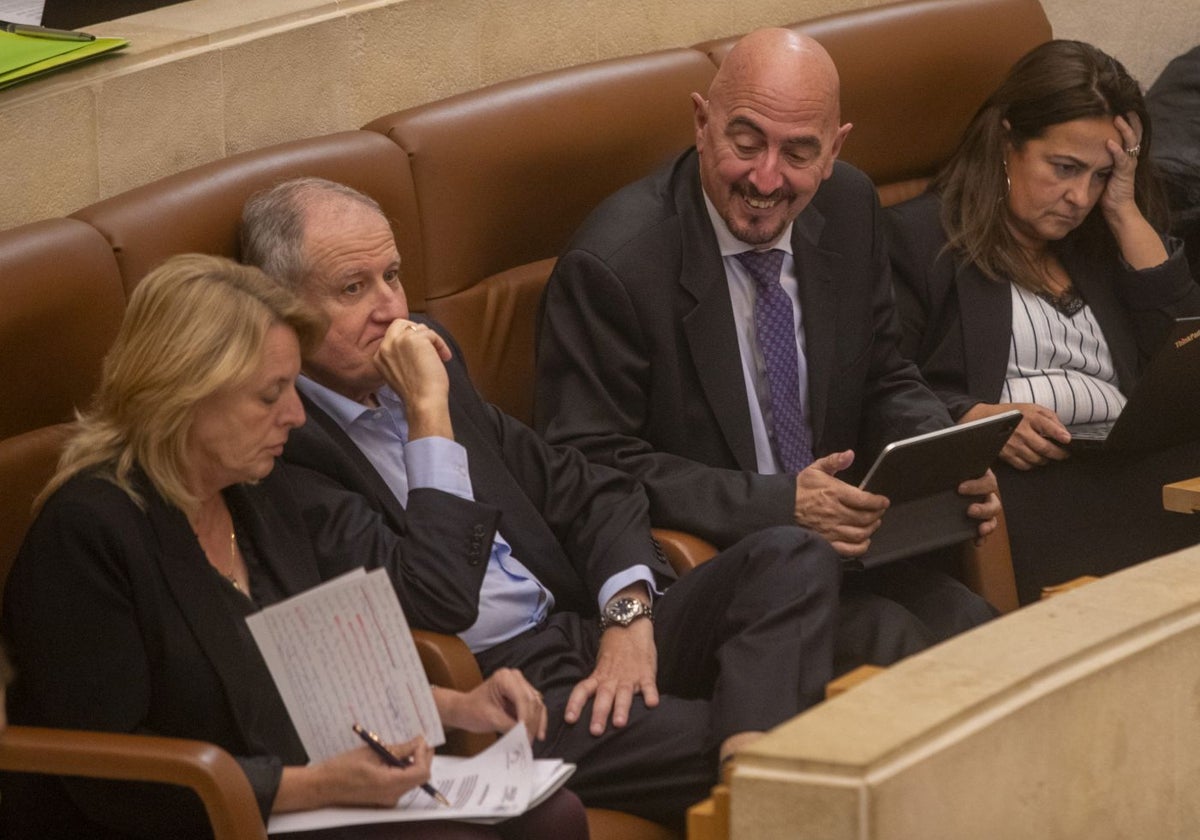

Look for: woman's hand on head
[961,402,1070,471]
[274,736,433,812]
[1098,112,1170,269]
[1099,113,1143,221]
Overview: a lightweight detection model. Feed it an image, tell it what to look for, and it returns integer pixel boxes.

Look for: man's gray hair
[239,177,386,292]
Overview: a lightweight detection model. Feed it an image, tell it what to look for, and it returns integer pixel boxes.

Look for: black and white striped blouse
[1001,284,1126,424]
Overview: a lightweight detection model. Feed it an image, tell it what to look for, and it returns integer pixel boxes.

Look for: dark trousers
[475,525,840,828]
[998,440,1200,604]
[837,555,998,672]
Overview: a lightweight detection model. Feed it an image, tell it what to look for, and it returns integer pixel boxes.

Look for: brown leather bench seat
[0,1,1052,835]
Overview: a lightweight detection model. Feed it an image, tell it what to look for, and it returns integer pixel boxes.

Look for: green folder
[0,30,128,90]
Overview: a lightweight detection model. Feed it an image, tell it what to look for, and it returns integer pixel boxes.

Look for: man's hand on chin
[373,319,454,439]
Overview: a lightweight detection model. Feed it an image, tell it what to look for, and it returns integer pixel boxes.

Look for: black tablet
[859,410,1021,504]
[849,410,1021,569]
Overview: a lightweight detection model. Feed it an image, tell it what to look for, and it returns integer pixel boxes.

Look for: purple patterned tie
[735,249,813,473]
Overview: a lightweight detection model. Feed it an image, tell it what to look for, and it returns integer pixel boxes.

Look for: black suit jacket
[887,192,1200,421]
[283,317,675,624]
[2,463,467,838]
[535,149,949,548]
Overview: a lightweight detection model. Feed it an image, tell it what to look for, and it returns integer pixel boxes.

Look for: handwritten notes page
[246,568,444,763]
[267,722,576,833]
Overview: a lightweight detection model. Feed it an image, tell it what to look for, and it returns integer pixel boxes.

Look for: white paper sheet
[266,722,574,834]
[246,568,444,763]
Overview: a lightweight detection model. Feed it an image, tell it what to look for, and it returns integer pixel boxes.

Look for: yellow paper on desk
[0,31,127,90]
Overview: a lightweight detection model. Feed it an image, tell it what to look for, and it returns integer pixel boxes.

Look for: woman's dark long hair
[933,39,1168,288]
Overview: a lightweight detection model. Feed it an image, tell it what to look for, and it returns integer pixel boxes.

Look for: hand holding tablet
[849,410,1020,568]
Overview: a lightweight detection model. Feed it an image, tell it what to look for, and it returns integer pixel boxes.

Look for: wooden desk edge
[1163,477,1200,513]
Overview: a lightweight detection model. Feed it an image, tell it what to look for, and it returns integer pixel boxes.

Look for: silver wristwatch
[599,596,653,631]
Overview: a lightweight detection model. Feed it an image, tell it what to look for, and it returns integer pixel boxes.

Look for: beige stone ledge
[0,0,1195,232]
[730,544,1200,839]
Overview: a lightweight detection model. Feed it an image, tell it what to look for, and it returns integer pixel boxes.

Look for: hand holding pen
[352,723,451,807]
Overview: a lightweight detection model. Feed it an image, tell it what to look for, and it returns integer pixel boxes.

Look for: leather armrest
[651,527,719,577]
[0,726,266,840]
[412,629,484,690]
[958,506,1019,613]
[411,629,496,756]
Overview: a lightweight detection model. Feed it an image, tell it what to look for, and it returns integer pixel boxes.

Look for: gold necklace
[225,528,244,593]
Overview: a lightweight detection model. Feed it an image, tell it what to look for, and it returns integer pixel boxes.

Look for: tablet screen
[858,410,1020,504]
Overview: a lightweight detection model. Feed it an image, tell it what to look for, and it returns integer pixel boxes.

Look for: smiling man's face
[693,29,850,245]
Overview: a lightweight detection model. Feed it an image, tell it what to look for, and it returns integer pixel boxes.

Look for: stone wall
[731,545,1200,839]
[0,0,1195,230]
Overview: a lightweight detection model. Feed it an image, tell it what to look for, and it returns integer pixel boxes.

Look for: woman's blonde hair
[41,253,326,514]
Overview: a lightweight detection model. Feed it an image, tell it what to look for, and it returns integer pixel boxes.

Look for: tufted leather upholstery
[0,1,1050,832]
[71,131,427,308]
[365,49,716,424]
[0,220,125,440]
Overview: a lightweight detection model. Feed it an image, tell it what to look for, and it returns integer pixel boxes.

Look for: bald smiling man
[536,29,1002,665]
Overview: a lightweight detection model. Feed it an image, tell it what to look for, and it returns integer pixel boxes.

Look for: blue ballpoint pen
[352,723,451,806]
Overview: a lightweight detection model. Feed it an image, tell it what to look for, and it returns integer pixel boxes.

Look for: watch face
[611,599,638,622]
[603,597,649,628]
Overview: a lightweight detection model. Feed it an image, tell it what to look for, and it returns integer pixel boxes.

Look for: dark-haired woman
[888,40,1200,602]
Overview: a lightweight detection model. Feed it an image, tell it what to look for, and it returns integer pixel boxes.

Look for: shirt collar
[297,375,403,431]
[702,190,795,257]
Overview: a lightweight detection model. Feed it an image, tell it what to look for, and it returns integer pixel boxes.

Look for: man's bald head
[692,28,851,245]
[710,29,842,123]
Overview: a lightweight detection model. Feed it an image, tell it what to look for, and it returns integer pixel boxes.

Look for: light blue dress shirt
[296,375,652,652]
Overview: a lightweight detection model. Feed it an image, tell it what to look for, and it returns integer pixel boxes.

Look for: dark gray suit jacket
[536,149,949,548]
[2,462,482,838]
[283,318,675,623]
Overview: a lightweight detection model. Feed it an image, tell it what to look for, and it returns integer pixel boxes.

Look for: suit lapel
[227,477,324,598]
[676,162,760,471]
[144,483,306,762]
[441,364,590,607]
[296,374,572,597]
[791,206,836,453]
[955,263,1013,399]
[953,250,1137,400]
